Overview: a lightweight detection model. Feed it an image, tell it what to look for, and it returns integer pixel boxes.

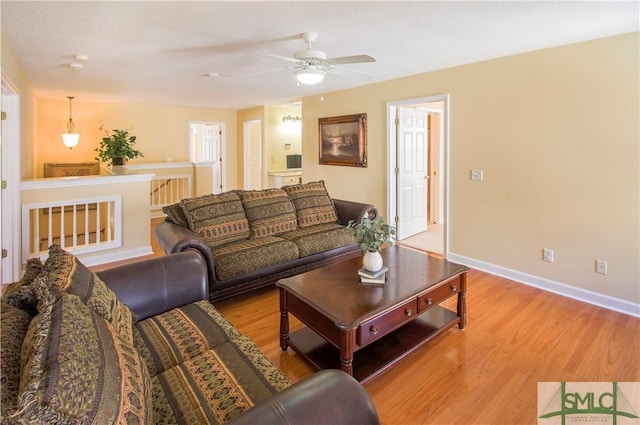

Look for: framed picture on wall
[318,113,367,167]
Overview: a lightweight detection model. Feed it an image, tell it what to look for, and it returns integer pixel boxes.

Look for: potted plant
[347,216,396,272]
[94,128,144,166]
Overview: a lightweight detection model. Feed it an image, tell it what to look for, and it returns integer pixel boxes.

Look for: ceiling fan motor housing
[294,49,327,66]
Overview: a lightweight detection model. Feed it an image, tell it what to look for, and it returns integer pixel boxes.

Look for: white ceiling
[2,1,638,110]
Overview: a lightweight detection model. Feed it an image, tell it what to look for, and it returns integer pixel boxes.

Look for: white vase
[362,250,383,272]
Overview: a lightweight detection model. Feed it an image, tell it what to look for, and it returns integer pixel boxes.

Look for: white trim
[21,173,154,190]
[448,252,640,318]
[125,162,192,170]
[74,246,154,267]
[1,72,22,283]
[387,94,450,258]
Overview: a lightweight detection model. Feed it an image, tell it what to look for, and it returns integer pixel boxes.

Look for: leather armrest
[154,220,216,286]
[333,198,379,225]
[96,250,208,321]
[226,370,380,425]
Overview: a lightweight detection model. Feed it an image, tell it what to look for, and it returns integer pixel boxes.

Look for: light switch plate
[471,169,484,181]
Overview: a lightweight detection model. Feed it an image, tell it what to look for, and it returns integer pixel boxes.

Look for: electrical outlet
[543,248,554,263]
[596,260,607,275]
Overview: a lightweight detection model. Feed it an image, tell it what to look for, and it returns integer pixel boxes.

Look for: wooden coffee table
[276,245,469,383]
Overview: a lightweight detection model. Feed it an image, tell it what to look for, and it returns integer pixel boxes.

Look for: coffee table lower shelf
[287,306,460,383]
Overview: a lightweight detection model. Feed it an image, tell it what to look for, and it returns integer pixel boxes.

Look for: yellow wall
[32,97,238,186]
[302,33,639,303]
[265,105,302,172]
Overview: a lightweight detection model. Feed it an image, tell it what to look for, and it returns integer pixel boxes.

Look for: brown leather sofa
[1,248,380,425]
[155,188,378,301]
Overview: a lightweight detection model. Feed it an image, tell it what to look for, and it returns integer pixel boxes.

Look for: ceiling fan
[264,32,376,85]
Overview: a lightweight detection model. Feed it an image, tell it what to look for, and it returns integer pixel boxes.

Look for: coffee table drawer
[358,299,418,346]
[417,279,460,313]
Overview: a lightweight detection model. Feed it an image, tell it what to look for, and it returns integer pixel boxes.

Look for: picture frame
[318,113,367,167]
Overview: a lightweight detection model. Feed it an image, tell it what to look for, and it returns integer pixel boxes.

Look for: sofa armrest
[333,198,378,226]
[96,250,208,321]
[226,370,380,425]
[154,220,216,286]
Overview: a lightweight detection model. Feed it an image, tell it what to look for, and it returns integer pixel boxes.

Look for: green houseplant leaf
[347,216,396,252]
[94,129,144,166]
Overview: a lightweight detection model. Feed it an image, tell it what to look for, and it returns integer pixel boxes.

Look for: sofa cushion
[281,223,356,257]
[134,300,242,376]
[163,202,190,228]
[239,189,297,238]
[0,304,32,421]
[2,257,44,316]
[43,244,134,343]
[181,192,250,248]
[14,283,153,424]
[211,237,299,281]
[282,180,339,228]
[152,335,290,425]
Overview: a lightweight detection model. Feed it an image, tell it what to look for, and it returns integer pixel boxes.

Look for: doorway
[387,95,448,257]
[189,121,225,194]
[1,74,21,283]
[243,120,262,190]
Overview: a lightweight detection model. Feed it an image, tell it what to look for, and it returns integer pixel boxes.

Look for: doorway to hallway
[387,95,448,257]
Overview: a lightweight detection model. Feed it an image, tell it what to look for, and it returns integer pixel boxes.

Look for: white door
[1,77,21,284]
[243,120,262,190]
[204,125,222,194]
[396,107,428,240]
[189,121,224,194]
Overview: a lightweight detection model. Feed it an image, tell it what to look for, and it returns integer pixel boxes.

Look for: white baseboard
[78,246,154,267]
[447,252,640,318]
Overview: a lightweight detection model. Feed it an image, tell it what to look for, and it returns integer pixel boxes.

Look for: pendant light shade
[62,96,80,149]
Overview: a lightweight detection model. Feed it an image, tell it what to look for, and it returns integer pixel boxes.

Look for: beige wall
[265,105,302,172]
[31,97,238,184]
[302,33,639,303]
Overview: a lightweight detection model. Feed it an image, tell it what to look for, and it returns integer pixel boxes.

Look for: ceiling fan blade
[331,65,375,77]
[262,54,304,64]
[325,54,376,65]
[234,66,294,78]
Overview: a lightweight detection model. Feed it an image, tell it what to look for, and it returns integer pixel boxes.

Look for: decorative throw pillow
[162,202,189,228]
[180,192,250,248]
[282,180,339,228]
[13,284,153,424]
[43,244,134,343]
[2,257,44,316]
[0,304,32,421]
[240,189,298,238]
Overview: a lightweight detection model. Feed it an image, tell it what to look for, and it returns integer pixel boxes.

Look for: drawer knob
[370,326,379,335]
[451,284,457,292]
[426,298,433,305]
[405,309,413,317]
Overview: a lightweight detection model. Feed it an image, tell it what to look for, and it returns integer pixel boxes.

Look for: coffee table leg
[279,289,289,351]
[339,330,354,376]
[457,273,467,330]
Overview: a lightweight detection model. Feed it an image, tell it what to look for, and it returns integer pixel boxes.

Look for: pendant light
[61,96,80,149]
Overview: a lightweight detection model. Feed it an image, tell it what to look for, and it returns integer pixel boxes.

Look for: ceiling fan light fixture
[295,68,325,85]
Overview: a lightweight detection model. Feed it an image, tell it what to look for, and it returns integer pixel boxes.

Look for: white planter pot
[362,250,383,272]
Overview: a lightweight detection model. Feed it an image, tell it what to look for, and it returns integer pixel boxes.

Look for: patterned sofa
[1,246,380,425]
[155,180,377,301]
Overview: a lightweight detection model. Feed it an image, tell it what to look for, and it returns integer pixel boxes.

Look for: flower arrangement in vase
[347,216,396,272]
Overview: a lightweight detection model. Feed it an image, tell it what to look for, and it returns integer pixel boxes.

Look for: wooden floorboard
[102,220,640,425]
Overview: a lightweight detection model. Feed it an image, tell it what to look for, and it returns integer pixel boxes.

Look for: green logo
[539,382,639,425]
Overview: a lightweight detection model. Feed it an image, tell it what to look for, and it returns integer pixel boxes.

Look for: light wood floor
[105,219,640,425]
